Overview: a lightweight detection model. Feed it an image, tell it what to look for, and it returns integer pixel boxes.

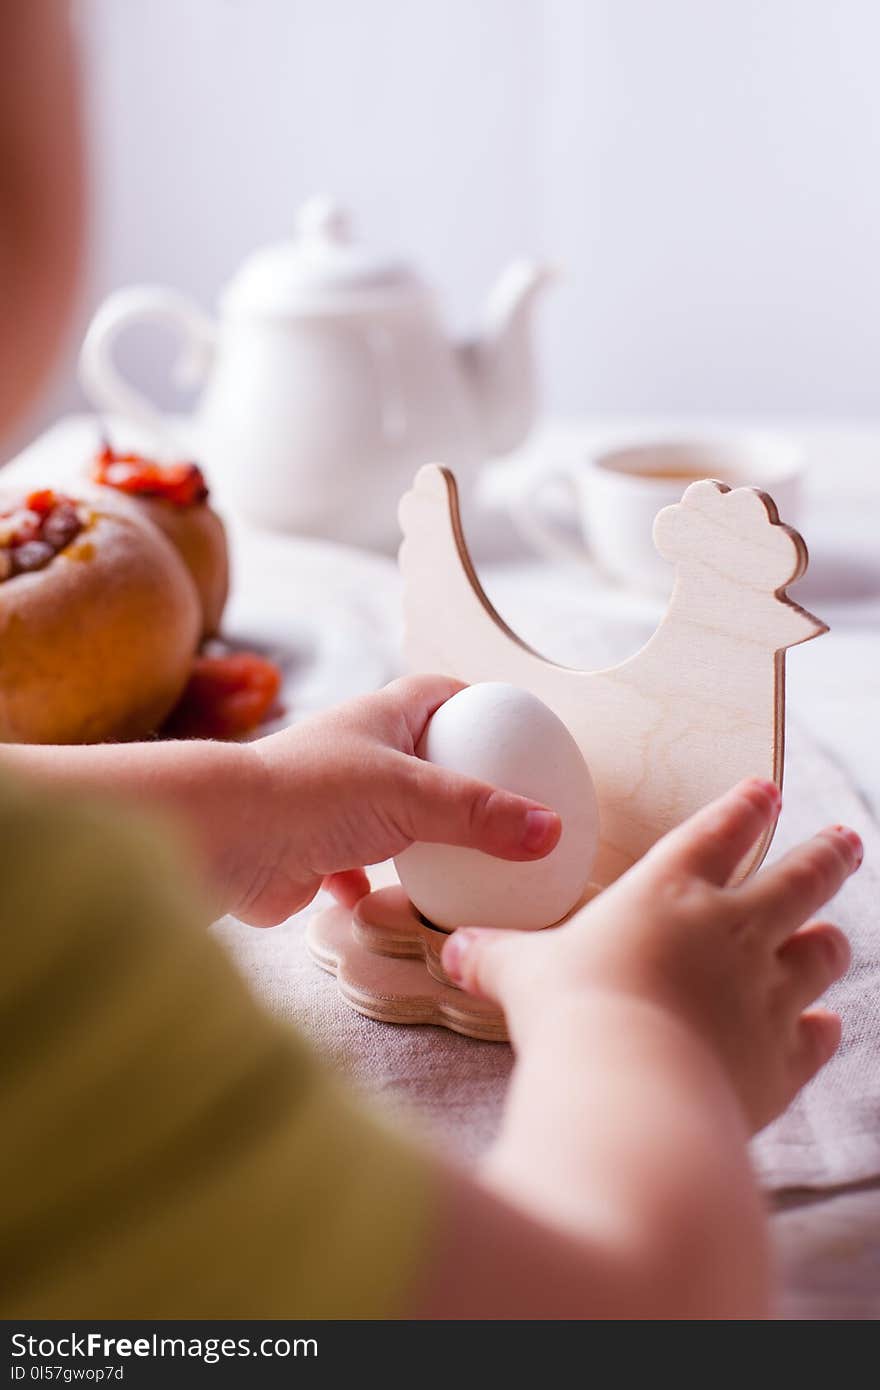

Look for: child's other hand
[240,675,561,926]
[441,778,861,1132]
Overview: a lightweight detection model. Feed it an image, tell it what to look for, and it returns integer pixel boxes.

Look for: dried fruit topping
[162,654,282,740]
[12,540,56,574]
[93,443,209,506]
[0,509,40,547]
[26,489,59,517]
[41,504,83,551]
[0,490,86,581]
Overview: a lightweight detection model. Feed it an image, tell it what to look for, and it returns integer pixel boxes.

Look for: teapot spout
[457,261,555,457]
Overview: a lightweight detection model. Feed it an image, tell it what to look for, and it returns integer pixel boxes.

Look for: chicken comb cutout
[398,464,827,887]
[655,478,806,588]
[653,479,824,648]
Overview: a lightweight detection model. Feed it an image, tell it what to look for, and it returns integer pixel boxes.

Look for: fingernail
[441,929,473,984]
[521,808,559,854]
[832,825,863,868]
[748,778,781,813]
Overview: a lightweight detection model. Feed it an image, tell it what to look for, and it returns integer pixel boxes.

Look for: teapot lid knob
[296,195,353,246]
[221,196,424,316]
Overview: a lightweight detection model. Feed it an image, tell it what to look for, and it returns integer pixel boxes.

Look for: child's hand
[241,675,561,926]
[441,778,861,1131]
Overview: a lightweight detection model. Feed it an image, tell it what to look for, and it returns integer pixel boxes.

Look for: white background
[24,0,880,439]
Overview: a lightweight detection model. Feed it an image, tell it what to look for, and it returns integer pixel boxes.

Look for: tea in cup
[510,436,804,595]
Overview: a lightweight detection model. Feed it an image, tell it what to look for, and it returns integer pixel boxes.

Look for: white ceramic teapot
[79,197,553,551]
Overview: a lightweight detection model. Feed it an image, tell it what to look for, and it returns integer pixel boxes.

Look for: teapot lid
[220,197,424,315]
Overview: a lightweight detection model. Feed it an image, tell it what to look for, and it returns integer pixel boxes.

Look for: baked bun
[92,446,229,637]
[125,496,228,637]
[0,489,200,743]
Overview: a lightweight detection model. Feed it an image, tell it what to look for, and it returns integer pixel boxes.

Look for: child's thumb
[441,925,523,1004]
[407,759,561,861]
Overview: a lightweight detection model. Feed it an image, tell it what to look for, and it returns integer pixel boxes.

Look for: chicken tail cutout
[399,465,827,888]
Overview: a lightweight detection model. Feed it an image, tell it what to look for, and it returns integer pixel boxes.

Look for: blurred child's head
[0,1,83,438]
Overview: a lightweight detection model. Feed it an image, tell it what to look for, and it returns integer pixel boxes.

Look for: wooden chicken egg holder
[307,464,826,1042]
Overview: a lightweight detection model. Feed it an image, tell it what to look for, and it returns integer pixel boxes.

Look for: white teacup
[510,435,804,595]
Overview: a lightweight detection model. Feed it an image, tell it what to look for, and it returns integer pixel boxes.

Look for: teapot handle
[78,286,217,440]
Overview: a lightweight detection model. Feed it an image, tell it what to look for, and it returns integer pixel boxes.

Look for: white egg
[394,682,599,931]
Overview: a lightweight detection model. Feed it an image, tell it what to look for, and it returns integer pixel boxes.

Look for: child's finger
[322,868,371,909]
[640,778,780,887]
[737,826,861,940]
[379,674,466,744]
[777,920,851,1012]
[787,1007,842,1095]
[441,925,529,1004]
[405,759,562,861]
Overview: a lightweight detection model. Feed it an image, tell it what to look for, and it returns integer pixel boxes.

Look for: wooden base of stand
[306,885,509,1042]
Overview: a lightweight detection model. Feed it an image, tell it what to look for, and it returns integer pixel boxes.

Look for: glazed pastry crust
[108,495,229,638]
[0,504,200,743]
